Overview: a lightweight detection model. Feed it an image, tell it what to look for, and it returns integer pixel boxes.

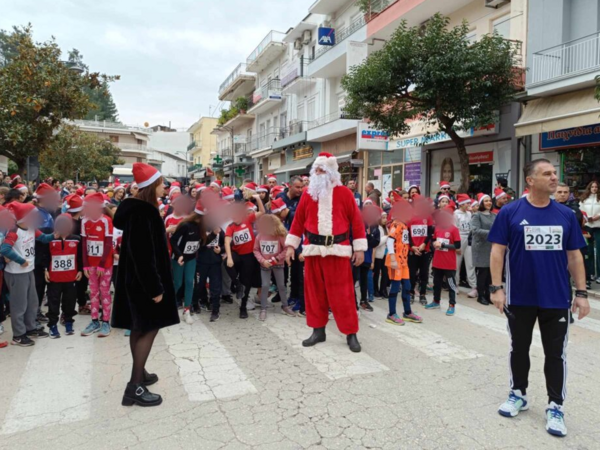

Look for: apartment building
[187,116,218,182]
[517,0,600,192]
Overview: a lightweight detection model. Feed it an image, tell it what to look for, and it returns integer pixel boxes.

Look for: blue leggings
[388,279,412,316]
[172,259,196,308]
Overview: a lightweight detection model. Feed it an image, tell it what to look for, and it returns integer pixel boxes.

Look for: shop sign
[392,122,498,149]
[357,122,389,151]
[540,124,600,151]
[318,27,335,46]
[469,151,493,164]
[293,146,313,161]
[350,159,364,167]
[404,162,421,185]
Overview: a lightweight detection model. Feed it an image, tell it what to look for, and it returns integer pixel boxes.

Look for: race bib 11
[87,241,104,257]
[524,226,563,251]
[52,255,75,272]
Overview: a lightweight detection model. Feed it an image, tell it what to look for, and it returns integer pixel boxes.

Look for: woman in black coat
[112,166,179,407]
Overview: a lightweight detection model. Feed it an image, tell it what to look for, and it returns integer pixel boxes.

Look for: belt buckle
[324,235,334,248]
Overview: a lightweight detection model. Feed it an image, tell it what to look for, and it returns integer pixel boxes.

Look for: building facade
[187,117,219,181]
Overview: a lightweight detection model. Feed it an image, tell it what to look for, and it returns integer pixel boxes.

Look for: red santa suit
[285,153,367,335]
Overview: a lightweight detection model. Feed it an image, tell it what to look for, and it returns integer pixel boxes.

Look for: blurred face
[438,198,449,208]
[38,191,60,211]
[22,209,42,229]
[402,192,409,201]
[130,185,139,195]
[288,180,304,198]
[54,216,74,237]
[483,197,492,211]
[83,202,103,220]
[435,210,454,228]
[231,202,246,224]
[555,186,570,203]
[390,201,413,224]
[0,210,16,230]
[256,216,273,235]
[527,162,558,195]
[362,206,381,227]
[591,182,598,194]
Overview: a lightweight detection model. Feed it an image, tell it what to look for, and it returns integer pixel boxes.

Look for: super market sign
[393,123,497,149]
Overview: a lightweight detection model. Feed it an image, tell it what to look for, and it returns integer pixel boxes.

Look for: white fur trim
[257,187,268,193]
[285,234,302,249]
[67,206,83,213]
[223,194,234,200]
[352,238,368,252]
[194,208,205,215]
[495,191,507,199]
[271,204,287,214]
[458,198,471,205]
[317,190,333,235]
[302,244,352,258]
[313,155,338,173]
[137,170,162,189]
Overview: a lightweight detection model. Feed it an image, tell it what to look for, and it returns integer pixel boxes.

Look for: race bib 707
[524,226,563,251]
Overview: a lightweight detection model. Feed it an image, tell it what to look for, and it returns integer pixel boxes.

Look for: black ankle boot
[143,369,159,386]
[122,383,162,407]
[302,327,326,347]
[347,334,361,353]
[477,297,490,306]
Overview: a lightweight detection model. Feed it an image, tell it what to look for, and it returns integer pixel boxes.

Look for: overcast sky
[1,0,314,129]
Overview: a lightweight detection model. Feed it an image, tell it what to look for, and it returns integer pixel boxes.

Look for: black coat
[111,198,180,332]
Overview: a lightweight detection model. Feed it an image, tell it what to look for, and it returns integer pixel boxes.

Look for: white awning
[515,88,600,137]
[274,156,316,174]
[133,132,149,141]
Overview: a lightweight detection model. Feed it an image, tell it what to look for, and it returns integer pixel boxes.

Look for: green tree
[40,124,123,182]
[0,25,119,174]
[342,14,520,193]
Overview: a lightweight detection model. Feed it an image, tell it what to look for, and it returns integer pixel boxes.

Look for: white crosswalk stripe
[161,321,257,402]
[1,329,95,435]
[364,302,484,362]
[587,297,600,311]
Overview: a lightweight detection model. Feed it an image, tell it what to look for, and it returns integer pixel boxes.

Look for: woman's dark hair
[580,180,599,202]
[135,177,163,208]
[4,188,24,204]
[177,211,207,245]
[408,186,421,196]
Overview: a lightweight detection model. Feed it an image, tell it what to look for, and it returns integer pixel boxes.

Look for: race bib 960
[524,226,563,251]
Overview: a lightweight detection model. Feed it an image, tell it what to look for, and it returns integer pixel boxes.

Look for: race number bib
[436,238,450,252]
[411,225,427,238]
[459,221,471,232]
[207,236,219,248]
[23,245,35,258]
[260,240,279,255]
[355,197,361,207]
[402,229,409,244]
[233,228,251,246]
[184,241,200,254]
[52,255,75,272]
[87,241,103,257]
[524,226,563,251]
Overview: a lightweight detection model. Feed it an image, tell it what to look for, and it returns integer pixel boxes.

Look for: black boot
[477,296,490,306]
[143,369,158,386]
[302,327,326,347]
[122,383,162,407]
[380,289,389,298]
[347,334,361,353]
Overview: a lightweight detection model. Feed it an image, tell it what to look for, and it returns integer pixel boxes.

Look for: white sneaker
[246,299,256,311]
[183,310,194,325]
[498,390,529,417]
[546,402,567,437]
[467,289,478,298]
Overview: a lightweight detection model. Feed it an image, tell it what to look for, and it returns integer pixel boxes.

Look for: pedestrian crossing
[1,294,599,437]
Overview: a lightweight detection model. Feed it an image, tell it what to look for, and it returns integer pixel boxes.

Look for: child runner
[164,193,188,256]
[65,194,90,316]
[45,214,83,338]
[195,220,225,322]
[253,214,294,320]
[407,195,434,305]
[80,192,114,337]
[225,195,265,319]
[170,199,205,324]
[0,205,14,348]
[1,202,55,346]
[425,207,461,316]
[385,201,423,325]
[359,205,381,312]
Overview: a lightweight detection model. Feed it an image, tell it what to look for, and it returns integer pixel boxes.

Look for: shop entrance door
[468,163,494,197]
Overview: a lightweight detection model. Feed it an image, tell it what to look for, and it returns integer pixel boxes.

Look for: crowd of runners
[0,157,596,437]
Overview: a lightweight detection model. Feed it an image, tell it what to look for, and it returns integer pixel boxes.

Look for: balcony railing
[308,111,360,130]
[363,0,400,22]
[72,119,152,133]
[221,147,233,158]
[251,79,282,105]
[281,57,310,88]
[219,63,254,97]
[310,15,366,63]
[187,141,196,151]
[531,31,600,85]
[247,31,286,67]
[234,142,248,154]
[250,128,281,152]
[280,121,309,138]
[114,143,149,152]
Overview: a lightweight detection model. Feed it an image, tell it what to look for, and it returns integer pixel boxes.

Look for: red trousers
[304,256,359,335]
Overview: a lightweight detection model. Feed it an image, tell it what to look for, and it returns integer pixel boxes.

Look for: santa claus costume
[285,152,367,352]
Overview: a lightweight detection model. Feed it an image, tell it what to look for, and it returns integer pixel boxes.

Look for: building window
[110,135,119,143]
[492,15,511,39]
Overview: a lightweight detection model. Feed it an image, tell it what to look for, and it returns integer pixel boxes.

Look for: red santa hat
[270,198,287,214]
[271,185,284,199]
[494,187,507,199]
[15,184,28,193]
[244,182,258,193]
[312,152,339,173]
[257,185,269,193]
[390,190,403,203]
[363,198,374,206]
[440,182,451,190]
[302,175,309,181]
[444,205,455,214]
[197,183,207,191]
[34,183,55,198]
[521,188,529,198]
[133,163,162,189]
[246,201,258,212]
[194,200,206,215]
[6,202,37,224]
[114,185,125,193]
[64,194,83,213]
[171,181,181,188]
[222,186,234,200]
[10,174,21,181]
[448,200,457,210]
[210,180,222,189]
[102,194,111,205]
[456,193,471,205]
[471,199,479,207]
[477,193,490,204]
[383,197,391,209]
[438,194,450,202]
[168,186,181,198]
[170,192,183,203]
[266,174,277,182]
[83,192,105,206]
[76,187,85,197]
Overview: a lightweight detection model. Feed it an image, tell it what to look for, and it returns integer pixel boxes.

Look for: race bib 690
[524,226,563,251]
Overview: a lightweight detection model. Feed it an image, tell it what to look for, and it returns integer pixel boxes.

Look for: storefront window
[563,148,600,191]
[392,166,403,192]
[382,149,404,165]
[368,152,382,167]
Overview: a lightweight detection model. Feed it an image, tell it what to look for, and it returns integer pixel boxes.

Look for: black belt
[306,231,349,248]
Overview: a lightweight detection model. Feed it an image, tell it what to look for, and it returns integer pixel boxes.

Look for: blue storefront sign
[318,27,335,46]
[540,124,600,151]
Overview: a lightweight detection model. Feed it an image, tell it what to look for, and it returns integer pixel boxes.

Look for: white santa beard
[307,167,341,202]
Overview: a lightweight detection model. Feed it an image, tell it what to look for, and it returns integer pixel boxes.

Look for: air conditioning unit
[302,30,312,45]
[485,0,511,8]
[294,38,303,51]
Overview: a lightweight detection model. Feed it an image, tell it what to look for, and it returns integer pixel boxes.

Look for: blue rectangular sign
[540,124,600,151]
[318,27,335,46]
